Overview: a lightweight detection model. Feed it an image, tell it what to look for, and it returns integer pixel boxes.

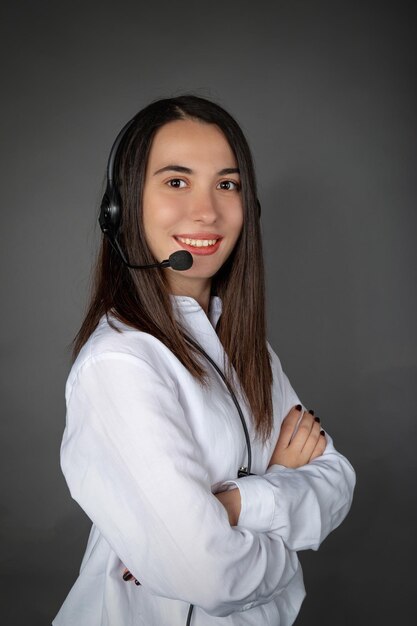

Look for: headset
[98,112,256,626]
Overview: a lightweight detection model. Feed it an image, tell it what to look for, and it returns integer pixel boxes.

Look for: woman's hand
[122,567,141,585]
[268,405,327,469]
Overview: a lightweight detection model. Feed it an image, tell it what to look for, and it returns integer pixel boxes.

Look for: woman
[53,95,355,626]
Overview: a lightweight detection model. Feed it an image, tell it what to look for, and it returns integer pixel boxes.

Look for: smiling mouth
[175,236,220,248]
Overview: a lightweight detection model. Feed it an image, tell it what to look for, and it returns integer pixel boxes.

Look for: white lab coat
[53,296,355,626]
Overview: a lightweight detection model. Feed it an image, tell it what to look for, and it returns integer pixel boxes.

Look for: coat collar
[170,295,222,329]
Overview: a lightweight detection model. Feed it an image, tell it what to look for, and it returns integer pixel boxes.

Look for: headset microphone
[162,250,193,271]
[104,231,193,271]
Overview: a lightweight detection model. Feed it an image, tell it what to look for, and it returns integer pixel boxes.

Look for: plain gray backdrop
[1,1,416,624]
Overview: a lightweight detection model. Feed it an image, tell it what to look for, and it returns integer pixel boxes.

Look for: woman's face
[142,118,243,299]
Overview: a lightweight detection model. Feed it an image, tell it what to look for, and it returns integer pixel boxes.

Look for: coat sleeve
[222,436,356,552]
[222,351,356,552]
[61,352,300,618]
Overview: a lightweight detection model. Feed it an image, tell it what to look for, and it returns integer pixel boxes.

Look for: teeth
[178,237,218,247]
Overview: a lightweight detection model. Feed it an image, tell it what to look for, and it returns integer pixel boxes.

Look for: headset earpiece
[99,114,137,240]
[99,183,121,239]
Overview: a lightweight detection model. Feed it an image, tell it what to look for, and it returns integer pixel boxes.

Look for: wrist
[215,487,241,526]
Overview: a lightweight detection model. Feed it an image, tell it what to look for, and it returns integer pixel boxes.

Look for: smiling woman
[52,95,355,626]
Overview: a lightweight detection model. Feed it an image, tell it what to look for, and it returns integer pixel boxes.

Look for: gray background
[1,0,416,624]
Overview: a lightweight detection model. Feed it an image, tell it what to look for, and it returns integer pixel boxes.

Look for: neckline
[170,295,222,328]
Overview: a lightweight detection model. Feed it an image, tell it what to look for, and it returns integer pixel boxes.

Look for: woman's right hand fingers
[275,405,305,449]
[309,429,327,461]
[290,411,322,460]
[268,405,327,469]
[289,409,317,451]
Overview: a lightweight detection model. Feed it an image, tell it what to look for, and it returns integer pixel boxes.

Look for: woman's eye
[218,180,240,191]
[167,178,187,188]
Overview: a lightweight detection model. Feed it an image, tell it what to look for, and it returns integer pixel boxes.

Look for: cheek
[143,194,184,236]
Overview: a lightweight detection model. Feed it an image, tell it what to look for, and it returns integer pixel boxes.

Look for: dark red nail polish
[295,404,302,411]
[123,572,133,581]
[314,416,320,423]
[320,430,325,436]
[134,579,141,586]
[308,409,315,415]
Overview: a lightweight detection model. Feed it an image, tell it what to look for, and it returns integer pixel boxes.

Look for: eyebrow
[153,165,240,176]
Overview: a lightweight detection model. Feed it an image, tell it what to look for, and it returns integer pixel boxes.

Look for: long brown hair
[74,95,273,443]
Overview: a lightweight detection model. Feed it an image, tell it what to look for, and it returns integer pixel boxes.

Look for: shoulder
[66,316,179,400]
[74,315,167,365]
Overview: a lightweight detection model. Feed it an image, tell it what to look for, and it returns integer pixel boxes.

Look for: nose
[188,188,218,224]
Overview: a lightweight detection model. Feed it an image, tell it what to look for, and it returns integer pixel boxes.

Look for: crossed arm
[214,405,326,525]
[123,404,331,583]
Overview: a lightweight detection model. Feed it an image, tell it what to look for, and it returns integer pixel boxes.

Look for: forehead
[147,119,237,167]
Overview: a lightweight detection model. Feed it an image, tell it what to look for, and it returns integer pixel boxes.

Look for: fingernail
[320,430,325,436]
[308,409,315,415]
[314,416,320,423]
[134,579,141,586]
[123,572,133,581]
[295,404,302,411]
